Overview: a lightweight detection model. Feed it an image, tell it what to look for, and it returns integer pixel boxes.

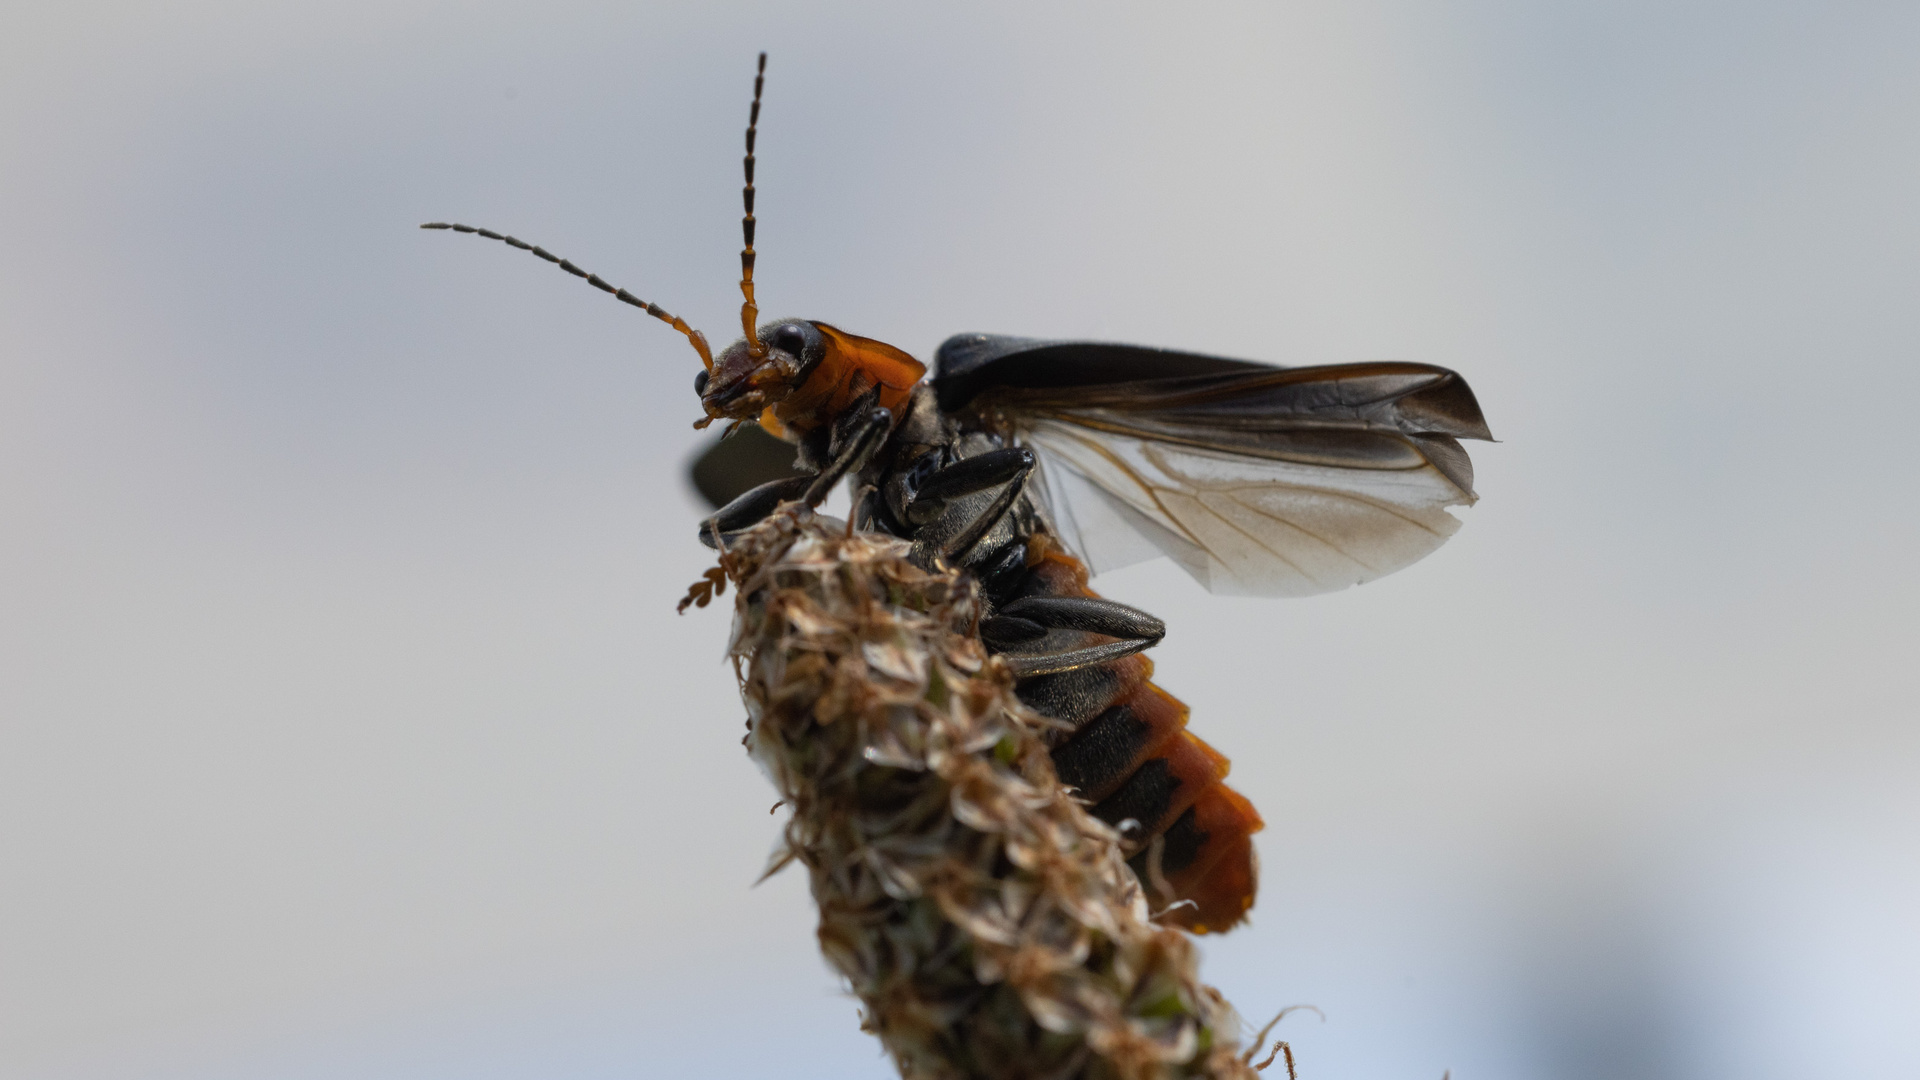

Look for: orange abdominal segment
[1020,535,1265,934]
[1148,780,1263,934]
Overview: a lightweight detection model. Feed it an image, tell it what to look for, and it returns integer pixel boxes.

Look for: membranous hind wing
[933,334,1493,597]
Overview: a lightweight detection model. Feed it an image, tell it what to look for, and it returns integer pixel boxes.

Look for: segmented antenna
[419,222,714,370]
[739,52,768,360]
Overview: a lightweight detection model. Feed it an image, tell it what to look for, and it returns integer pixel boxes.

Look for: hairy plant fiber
[717,509,1261,1080]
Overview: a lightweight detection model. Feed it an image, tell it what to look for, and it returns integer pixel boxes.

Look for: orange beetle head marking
[700,320,926,438]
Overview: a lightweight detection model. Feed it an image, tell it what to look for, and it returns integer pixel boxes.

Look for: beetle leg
[996,597,1164,642]
[698,475,814,548]
[802,407,892,508]
[932,452,1036,563]
[695,406,892,547]
[903,448,1035,526]
[1004,639,1159,678]
[971,540,1030,596]
[988,596,1165,676]
[979,615,1047,647]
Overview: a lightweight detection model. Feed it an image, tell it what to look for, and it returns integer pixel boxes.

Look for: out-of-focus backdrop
[3,3,1915,1078]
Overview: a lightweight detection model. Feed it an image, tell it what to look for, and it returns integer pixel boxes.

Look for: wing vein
[1018,417,1471,597]
[1052,426,1209,552]
[1180,486,1315,577]
[1216,479,1453,540]
[1140,443,1374,576]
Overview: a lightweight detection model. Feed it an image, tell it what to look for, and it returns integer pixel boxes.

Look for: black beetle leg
[698,475,814,548]
[997,597,1164,641]
[988,597,1167,678]
[1004,639,1160,678]
[932,451,1036,564]
[695,407,892,548]
[803,407,892,508]
[904,448,1036,526]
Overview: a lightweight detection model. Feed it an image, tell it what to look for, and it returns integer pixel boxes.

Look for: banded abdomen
[1002,535,1263,934]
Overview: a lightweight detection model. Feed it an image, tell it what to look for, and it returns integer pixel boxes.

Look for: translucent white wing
[1019,418,1475,598]
[931,335,1494,597]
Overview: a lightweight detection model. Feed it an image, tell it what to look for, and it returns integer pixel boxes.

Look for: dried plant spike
[1241,1005,1322,1066]
[1251,1042,1295,1078]
[719,509,1261,1080]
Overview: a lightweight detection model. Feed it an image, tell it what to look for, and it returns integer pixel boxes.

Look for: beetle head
[697,320,823,421]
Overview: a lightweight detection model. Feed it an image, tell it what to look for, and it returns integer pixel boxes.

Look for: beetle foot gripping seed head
[719,510,1261,1080]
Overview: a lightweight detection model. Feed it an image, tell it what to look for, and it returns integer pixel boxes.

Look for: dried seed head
[717,510,1260,1080]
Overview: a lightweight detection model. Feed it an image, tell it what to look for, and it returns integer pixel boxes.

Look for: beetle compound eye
[773,323,807,357]
[695,368,710,395]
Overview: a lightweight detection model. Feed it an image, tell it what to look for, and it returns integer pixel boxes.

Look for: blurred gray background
[3,2,1915,1078]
